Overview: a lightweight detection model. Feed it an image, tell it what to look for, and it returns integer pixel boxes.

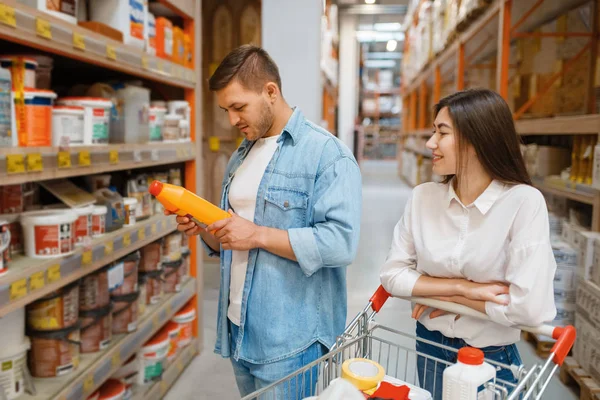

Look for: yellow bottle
[149,181,230,226]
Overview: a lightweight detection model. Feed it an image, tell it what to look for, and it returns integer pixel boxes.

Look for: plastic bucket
[92,205,108,237]
[27,281,79,331]
[73,204,94,246]
[172,304,195,348]
[21,209,77,258]
[80,304,112,353]
[27,323,80,378]
[52,106,85,146]
[140,329,169,383]
[57,97,112,144]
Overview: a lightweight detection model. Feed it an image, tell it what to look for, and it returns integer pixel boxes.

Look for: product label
[23,103,52,146]
[0,77,12,146]
[130,0,145,40]
[46,0,77,17]
[92,214,105,236]
[108,262,125,291]
[75,215,90,244]
[91,108,109,142]
[54,114,84,144]
[149,117,161,141]
[34,223,73,256]
[144,361,163,382]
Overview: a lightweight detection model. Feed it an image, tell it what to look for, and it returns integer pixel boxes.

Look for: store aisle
[166,160,576,400]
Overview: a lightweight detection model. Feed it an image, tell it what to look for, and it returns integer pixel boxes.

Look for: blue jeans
[416,322,523,400]
[229,321,327,399]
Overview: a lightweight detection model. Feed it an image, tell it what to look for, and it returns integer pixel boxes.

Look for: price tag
[83,374,94,394]
[105,241,114,256]
[151,224,157,234]
[73,32,85,51]
[6,154,25,174]
[82,250,92,265]
[208,136,220,152]
[47,265,61,283]
[0,5,16,28]
[106,45,117,61]
[57,152,71,169]
[123,233,131,247]
[30,271,46,291]
[133,150,142,163]
[153,315,159,329]
[111,352,121,367]
[151,149,159,161]
[27,153,43,172]
[142,56,149,69]
[10,279,27,301]
[109,150,119,164]
[36,17,52,39]
[138,228,146,241]
[79,151,91,166]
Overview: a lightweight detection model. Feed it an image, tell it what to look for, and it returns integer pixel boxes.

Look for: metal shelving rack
[0,0,203,398]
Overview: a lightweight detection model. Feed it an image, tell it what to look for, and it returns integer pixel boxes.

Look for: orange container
[15,89,56,147]
[172,303,195,348]
[184,33,192,68]
[172,27,185,65]
[148,181,230,227]
[156,17,173,60]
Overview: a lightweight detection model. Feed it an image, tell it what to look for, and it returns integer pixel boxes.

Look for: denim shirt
[203,108,362,364]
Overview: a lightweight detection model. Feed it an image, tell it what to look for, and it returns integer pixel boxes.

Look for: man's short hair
[208,44,282,93]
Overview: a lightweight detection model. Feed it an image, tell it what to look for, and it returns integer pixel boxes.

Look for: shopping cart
[242,285,576,400]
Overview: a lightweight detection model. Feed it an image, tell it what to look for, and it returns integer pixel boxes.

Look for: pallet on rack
[559,357,600,400]
[522,331,554,358]
[456,0,493,32]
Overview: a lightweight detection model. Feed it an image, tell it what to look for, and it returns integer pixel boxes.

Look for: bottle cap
[149,180,163,196]
[457,347,484,365]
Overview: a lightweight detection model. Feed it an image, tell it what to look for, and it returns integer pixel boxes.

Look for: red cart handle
[367,285,576,366]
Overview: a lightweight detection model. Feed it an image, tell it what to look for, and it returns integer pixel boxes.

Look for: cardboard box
[576,279,600,328]
[577,231,600,280]
[562,221,575,247]
[531,146,571,178]
[593,239,600,287]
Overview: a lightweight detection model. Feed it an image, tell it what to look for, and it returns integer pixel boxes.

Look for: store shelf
[21,277,196,400]
[515,115,600,136]
[157,0,197,19]
[362,112,400,119]
[532,177,600,206]
[0,143,195,186]
[0,214,178,317]
[404,146,432,158]
[132,339,198,400]
[362,88,400,96]
[0,1,195,89]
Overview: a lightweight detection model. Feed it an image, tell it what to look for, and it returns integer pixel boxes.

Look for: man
[172,45,362,398]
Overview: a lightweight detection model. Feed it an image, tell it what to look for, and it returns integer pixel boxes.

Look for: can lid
[144,329,169,349]
[173,303,196,321]
[93,205,108,215]
[98,379,126,400]
[53,105,85,113]
[22,88,57,99]
[165,321,180,334]
[457,347,484,365]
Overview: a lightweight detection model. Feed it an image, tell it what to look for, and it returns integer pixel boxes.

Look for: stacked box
[552,241,578,327]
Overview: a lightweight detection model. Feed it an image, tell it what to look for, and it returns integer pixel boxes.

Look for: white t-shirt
[227,135,280,325]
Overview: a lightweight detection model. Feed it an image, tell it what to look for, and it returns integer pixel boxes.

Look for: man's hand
[165,210,203,236]
[206,209,263,251]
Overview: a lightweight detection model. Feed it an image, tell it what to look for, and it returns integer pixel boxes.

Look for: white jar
[148,106,166,142]
[57,97,112,144]
[123,198,138,226]
[52,106,85,146]
[443,347,496,400]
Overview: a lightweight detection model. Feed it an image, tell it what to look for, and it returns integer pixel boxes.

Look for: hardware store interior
[0,0,599,399]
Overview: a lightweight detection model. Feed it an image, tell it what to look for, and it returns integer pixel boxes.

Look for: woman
[380,89,556,399]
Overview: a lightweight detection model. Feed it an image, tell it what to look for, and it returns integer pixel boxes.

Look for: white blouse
[380,180,557,347]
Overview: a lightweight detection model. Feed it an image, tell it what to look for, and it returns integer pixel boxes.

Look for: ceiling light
[365,0,376,4]
[386,39,398,52]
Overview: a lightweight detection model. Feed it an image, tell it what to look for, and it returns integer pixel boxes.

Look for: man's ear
[265,82,279,102]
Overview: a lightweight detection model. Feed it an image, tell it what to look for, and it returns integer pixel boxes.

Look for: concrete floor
[166,160,577,400]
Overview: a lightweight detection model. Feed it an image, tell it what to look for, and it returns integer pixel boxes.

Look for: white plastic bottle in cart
[443,347,496,400]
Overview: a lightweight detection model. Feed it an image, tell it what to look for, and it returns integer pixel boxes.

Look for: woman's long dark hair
[435,89,532,186]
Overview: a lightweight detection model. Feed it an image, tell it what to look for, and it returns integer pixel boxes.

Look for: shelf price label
[123,233,131,247]
[105,242,114,256]
[83,374,94,394]
[57,152,71,169]
[142,56,149,69]
[106,45,117,61]
[82,250,92,265]
[30,271,46,291]
[0,5,16,28]
[10,279,27,301]
[6,154,25,174]
[79,151,91,166]
[27,153,43,172]
[73,32,85,51]
[36,17,52,39]
[47,265,61,283]
[151,224,157,235]
[138,228,146,241]
[109,150,119,165]
[111,352,121,367]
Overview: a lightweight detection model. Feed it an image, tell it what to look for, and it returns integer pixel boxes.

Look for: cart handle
[369,285,576,366]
